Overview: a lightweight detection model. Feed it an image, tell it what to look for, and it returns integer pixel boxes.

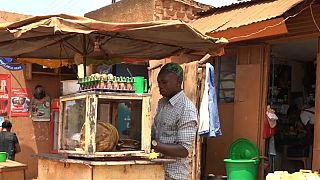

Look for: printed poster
[31,96,51,121]
[11,88,31,117]
[0,74,11,117]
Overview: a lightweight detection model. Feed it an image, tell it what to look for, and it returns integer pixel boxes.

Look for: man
[300,100,315,145]
[0,120,21,160]
[151,63,198,180]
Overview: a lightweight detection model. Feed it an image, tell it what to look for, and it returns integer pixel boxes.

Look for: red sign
[0,74,11,117]
[11,88,30,117]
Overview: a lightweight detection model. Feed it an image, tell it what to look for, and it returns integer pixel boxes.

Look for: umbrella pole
[84,58,86,77]
[83,34,87,77]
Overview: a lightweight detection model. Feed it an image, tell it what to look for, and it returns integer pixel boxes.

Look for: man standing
[151,63,198,180]
[0,120,21,160]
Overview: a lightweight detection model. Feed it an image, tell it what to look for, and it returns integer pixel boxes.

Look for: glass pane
[96,99,142,152]
[61,99,86,150]
[53,111,59,150]
[218,55,236,103]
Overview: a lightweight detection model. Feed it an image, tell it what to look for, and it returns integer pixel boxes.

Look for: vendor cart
[37,90,172,180]
[58,91,151,158]
[0,14,226,180]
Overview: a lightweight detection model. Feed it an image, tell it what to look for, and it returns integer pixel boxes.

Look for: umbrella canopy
[0,14,227,61]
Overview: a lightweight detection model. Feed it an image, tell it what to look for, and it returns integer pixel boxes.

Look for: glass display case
[58,91,151,158]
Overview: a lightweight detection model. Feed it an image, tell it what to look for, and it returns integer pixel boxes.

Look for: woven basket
[80,122,119,152]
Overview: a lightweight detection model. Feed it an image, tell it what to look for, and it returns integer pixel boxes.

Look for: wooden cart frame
[58,91,151,158]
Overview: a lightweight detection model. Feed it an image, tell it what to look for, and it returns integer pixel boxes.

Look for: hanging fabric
[199,63,222,137]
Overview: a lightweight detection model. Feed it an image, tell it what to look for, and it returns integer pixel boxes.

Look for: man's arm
[153,142,189,157]
[15,143,21,154]
[13,133,21,154]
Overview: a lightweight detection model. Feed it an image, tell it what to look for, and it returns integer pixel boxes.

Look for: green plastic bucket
[224,139,260,180]
[0,152,7,162]
[224,159,259,180]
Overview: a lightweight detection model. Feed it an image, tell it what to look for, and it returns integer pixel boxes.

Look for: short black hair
[33,85,46,100]
[2,120,12,129]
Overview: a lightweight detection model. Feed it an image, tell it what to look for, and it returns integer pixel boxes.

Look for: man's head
[33,85,46,100]
[157,63,183,98]
[2,120,12,131]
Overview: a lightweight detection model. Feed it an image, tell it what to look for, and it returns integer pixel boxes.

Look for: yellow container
[266,170,320,180]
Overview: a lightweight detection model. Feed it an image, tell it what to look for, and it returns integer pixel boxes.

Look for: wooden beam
[24,63,32,80]
[141,96,151,153]
[313,37,320,171]
[208,18,288,43]
[266,33,320,44]
[258,44,270,179]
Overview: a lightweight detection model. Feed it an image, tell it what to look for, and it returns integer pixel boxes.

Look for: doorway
[266,38,318,172]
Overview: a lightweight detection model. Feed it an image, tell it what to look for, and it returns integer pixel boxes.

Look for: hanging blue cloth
[199,63,222,137]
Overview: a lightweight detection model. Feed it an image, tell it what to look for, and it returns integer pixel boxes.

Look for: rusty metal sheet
[0,11,31,23]
[192,0,304,34]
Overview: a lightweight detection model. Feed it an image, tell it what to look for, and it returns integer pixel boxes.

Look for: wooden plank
[312,42,320,170]
[60,95,87,102]
[141,96,151,153]
[34,153,175,166]
[37,159,92,180]
[60,91,151,99]
[58,99,64,152]
[182,61,199,180]
[0,170,25,180]
[98,95,144,100]
[0,161,26,180]
[24,63,32,80]
[93,164,165,180]
[85,95,98,154]
[234,65,261,144]
[37,158,166,180]
[60,150,147,158]
[111,102,118,128]
[257,45,270,179]
[0,161,27,172]
[196,66,207,180]
[149,60,165,126]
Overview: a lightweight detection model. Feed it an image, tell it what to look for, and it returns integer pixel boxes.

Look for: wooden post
[141,96,151,153]
[182,61,200,180]
[25,63,32,80]
[312,37,320,171]
[85,95,97,154]
[258,44,270,178]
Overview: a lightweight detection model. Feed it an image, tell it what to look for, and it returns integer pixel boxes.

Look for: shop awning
[191,0,304,34]
[0,14,227,63]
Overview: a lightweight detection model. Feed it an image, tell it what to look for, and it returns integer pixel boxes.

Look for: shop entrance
[266,38,318,172]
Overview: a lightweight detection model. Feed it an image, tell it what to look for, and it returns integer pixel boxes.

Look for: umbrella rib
[94,32,185,49]
[59,38,83,55]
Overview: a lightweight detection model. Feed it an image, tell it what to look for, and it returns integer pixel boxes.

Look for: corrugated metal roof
[0,11,31,23]
[191,0,305,34]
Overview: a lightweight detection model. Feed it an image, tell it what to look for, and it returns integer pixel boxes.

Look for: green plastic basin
[224,159,259,180]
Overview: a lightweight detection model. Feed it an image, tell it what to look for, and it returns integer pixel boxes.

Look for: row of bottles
[79,73,134,92]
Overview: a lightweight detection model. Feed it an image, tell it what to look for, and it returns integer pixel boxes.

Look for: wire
[9,70,24,89]
[226,0,314,41]
[310,0,320,32]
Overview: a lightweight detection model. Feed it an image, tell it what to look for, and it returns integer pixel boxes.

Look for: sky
[0,0,240,16]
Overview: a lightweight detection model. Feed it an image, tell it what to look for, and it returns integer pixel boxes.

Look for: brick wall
[154,0,211,22]
[85,0,154,23]
[85,0,211,23]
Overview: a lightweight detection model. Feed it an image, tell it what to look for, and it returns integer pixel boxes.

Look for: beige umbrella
[0,14,227,62]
